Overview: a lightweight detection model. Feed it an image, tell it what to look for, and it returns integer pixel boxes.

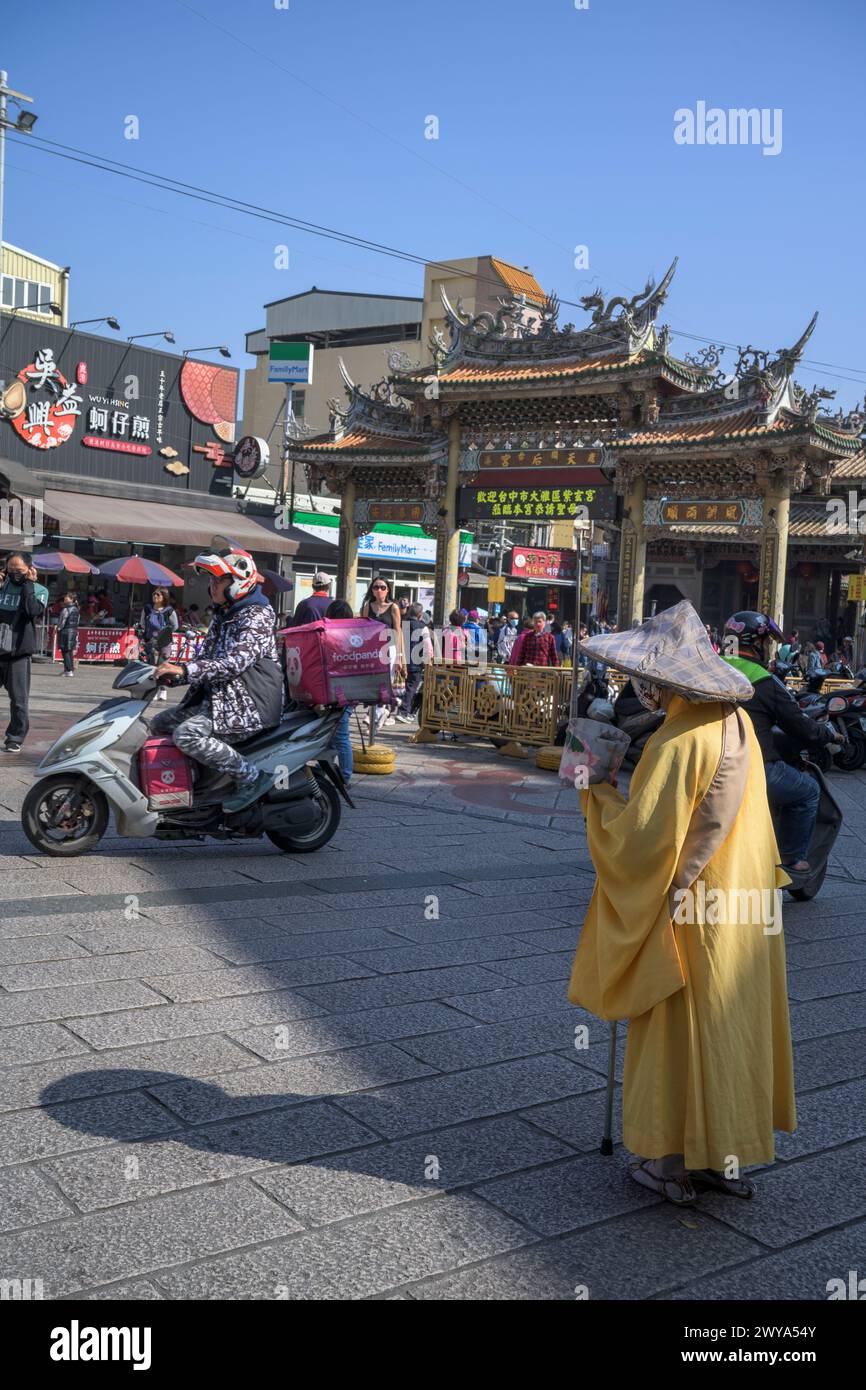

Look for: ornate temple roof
[831,449,866,479]
[622,408,862,454]
[391,259,683,388]
[287,263,864,493]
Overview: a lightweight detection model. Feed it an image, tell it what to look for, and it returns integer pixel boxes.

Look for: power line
[7,133,865,393]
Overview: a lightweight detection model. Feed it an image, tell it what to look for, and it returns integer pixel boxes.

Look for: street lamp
[5,300,62,318]
[71,316,121,332]
[127,330,175,345]
[0,70,38,265]
[182,345,231,358]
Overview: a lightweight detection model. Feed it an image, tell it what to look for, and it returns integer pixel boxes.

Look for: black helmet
[723,610,784,650]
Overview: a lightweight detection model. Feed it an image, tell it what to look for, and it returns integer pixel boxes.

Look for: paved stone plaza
[0,661,864,1300]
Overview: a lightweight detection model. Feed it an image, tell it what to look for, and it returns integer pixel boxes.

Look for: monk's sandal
[689,1169,757,1200]
[629,1159,697,1206]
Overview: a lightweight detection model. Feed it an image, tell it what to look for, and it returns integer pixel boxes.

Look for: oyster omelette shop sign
[0,317,238,494]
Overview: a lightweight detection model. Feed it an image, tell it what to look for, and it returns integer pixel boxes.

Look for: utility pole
[0,71,38,271]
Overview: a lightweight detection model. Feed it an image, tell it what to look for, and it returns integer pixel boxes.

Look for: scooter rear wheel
[265,778,341,854]
[21,776,109,856]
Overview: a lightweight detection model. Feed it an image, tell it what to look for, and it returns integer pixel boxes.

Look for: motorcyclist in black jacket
[723,611,842,877]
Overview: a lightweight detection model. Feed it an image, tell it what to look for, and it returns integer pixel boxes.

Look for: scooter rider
[153,549,284,811]
[723,610,842,876]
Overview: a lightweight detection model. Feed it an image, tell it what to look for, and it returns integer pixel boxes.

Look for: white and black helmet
[191,548,259,601]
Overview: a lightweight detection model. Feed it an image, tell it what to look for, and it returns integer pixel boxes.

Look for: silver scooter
[21,660,353,857]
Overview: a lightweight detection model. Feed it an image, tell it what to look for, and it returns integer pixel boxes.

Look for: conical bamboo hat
[577,600,754,703]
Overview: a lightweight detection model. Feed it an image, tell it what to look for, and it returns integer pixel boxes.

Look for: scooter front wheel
[835,732,866,772]
[21,776,109,856]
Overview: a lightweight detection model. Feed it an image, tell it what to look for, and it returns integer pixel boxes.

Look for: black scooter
[771,732,843,901]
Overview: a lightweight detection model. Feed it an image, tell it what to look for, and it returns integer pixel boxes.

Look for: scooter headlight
[42,725,103,767]
[827,697,847,713]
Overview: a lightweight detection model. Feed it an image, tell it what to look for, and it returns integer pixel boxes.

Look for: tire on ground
[351,744,393,763]
[353,745,396,775]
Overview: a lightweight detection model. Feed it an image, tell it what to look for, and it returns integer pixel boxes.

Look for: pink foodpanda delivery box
[280,619,395,708]
[139,738,194,810]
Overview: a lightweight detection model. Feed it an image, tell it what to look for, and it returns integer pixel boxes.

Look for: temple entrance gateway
[286,261,865,648]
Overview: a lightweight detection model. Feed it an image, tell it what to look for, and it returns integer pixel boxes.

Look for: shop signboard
[510,547,577,582]
[0,317,239,496]
[291,510,473,567]
[268,342,314,385]
[51,628,200,664]
[358,530,473,565]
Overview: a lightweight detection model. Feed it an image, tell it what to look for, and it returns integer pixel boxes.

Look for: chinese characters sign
[510,547,577,582]
[367,502,425,524]
[659,500,745,525]
[84,403,152,456]
[458,485,614,522]
[9,350,82,450]
[479,448,603,470]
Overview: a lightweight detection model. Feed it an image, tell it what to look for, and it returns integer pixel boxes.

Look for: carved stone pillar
[757,472,791,628]
[434,414,462,626]
[336,473,359,606]
[617,473,647,625]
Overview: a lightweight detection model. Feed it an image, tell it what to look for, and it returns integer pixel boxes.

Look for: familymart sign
[268,341,314,385]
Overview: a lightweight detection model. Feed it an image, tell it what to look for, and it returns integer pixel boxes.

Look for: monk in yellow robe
[568,601,796,1205]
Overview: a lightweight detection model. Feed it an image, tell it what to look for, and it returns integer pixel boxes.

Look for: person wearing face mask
[568,600,795,1207]
[0,552,49,753]
[496,611,521,662]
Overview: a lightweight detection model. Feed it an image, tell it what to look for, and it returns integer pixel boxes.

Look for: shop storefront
[0,317,297,631]
[289,509,473,615]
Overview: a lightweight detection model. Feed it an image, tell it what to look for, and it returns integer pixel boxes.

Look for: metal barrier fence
[419,663,629,747]
[417,662,856,748]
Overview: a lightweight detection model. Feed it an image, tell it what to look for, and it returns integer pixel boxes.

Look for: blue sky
[3,0,865,406]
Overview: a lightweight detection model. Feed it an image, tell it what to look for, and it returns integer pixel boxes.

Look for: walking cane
[600,1021,618,1155]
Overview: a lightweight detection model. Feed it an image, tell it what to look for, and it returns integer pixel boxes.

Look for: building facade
[1,242,70,326]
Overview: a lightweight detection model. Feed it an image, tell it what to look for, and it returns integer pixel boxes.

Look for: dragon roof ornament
[323,357,442,445]
[434,257,679,366]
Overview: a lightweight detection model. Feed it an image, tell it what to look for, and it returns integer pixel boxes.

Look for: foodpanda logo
[285,647,303,683]
[348,633,364,648]
[161,771,176,785]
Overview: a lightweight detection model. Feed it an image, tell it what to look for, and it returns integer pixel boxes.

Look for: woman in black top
[360,576,405,729]
[56,593,80,677]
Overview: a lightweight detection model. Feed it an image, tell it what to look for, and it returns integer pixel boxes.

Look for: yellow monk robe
[568,694,796,1171]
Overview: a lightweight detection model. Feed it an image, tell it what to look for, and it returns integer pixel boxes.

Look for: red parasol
[98,555,184,586]
[32,551,99,575]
